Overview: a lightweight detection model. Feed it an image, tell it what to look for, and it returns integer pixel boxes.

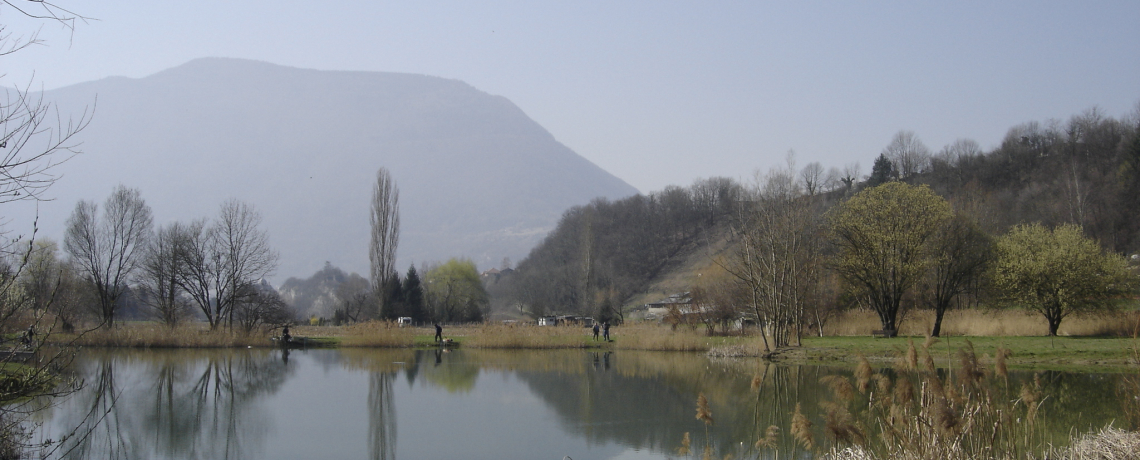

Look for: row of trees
[282,259,486,325]
[58,185,285,330]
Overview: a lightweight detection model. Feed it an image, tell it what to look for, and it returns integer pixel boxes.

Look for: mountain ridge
[9,57,638,282]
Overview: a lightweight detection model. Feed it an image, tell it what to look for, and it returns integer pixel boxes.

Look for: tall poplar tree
[369,168,400,319]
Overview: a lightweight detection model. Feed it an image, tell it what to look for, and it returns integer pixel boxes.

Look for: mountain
[9,58,638,282]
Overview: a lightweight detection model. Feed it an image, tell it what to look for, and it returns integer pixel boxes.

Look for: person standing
[434,323,443,342]
[603,322,610,342]
[592,322,600,341]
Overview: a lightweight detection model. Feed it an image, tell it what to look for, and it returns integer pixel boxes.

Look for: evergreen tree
[866,153,895,187]
[402,265,427,323]
[379,273,403,320]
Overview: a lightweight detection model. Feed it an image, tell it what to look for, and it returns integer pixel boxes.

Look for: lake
[26,347,1132,459]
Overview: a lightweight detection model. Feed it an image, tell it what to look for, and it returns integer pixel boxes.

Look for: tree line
[495,106,1140,345]
[6,185,288,333]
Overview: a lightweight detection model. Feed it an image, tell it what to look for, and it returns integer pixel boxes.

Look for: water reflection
[48,350,292,460]
[29,348,1133,459]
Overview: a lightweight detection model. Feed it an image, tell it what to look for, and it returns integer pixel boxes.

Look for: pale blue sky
[5,1,1138,193]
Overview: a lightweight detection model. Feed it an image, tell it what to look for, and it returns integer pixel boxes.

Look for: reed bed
[326,321,415,347]
[742,338,1140,460]
[459,322,743,351]
[458,323,594,348]
[60,322,268,348]
[823,308,1137,337]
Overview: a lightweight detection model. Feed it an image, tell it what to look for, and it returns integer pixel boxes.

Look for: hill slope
[10,58,638,281]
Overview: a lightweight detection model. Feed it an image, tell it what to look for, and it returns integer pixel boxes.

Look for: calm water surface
[28,348,1130,460]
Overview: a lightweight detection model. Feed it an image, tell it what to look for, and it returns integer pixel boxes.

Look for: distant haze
[9,58,638,282]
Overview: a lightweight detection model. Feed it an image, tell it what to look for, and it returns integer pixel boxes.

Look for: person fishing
[282,325,292,343]
[434,323,443,342]
[22,325,34,348]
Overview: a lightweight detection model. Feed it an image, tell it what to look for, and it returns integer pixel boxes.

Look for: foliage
[866,154,894,188]
[992,223,1135,336]
[830,182,953,333]
[400,265,427,322]
[424,258,487,323]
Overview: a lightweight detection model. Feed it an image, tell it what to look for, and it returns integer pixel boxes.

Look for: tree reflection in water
[369,373,396,460]
[53,350,292,459]
[33,348,1132,459]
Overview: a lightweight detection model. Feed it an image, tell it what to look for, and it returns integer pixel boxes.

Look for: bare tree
[369,168,400,319]
[176,201,278,330]
[840,162,862,193]
[64,185,153,326]
[333,273,372,324]
[727,166,826,349]
[799,162,825,196]
[921,214,992,337]
[1,6,91,206]
[882,130,931,179]
[233,282,292,333]
[136,223,192,328]
[936,138,982,167]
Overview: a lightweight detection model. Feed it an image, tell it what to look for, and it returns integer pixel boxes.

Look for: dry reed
[808,340,1067,459]
[823,308,1136,337]
[334,321,415,347]
[60,322,268,348]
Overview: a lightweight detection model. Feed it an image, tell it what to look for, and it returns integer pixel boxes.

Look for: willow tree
[830,182,952,334]
[369,168,400,320]
[993,223,1134,336]
[424,258,487,323]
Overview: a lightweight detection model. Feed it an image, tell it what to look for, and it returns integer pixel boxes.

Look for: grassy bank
[43,309,1140,369]
[786,335,1140,371]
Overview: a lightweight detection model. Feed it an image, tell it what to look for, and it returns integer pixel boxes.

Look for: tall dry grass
[750,339,1037,459]
[763,339,1140,460]
[823,308,1136,337]
[330,321,415,347]
[460,322,732,351]
[61,322,268,348]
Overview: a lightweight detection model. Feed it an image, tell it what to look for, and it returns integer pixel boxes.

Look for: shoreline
[41,322,1140,371]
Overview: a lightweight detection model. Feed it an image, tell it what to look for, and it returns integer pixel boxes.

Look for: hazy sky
[5,1,1138,193]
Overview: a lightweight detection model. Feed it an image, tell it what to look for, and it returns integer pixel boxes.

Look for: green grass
[794,335,1140,371]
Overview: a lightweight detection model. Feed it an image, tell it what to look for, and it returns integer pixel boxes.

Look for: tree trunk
[931,307,945,337]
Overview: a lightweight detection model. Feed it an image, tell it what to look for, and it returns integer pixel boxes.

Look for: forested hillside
[487,178,743,323]
[492,106,1140,325]
[917,107,1140,254]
